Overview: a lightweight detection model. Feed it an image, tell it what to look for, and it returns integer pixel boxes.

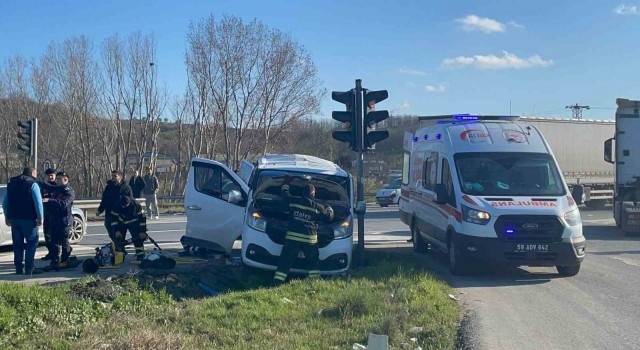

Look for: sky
[1,0,639,121]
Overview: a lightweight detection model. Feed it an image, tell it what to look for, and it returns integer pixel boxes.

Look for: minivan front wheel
[448,235,469,276]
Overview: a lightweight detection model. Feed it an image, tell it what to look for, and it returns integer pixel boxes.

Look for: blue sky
[1,0,639,120]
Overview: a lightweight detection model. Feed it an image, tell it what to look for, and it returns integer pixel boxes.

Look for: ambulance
[399,115,586,276]
[182,154,354,275]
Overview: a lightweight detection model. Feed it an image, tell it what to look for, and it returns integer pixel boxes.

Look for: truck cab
[399,115,586,276]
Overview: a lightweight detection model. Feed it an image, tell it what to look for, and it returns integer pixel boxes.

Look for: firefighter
[273,175,334,284]
[40,168,58,261]
[42,171,75,268]
[109,196,148,261]
[96,170,133,240]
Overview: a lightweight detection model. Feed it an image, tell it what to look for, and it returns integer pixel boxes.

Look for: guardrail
[74,196,184,210]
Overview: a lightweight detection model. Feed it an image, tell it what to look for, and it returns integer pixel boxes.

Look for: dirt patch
[69,261,270,302]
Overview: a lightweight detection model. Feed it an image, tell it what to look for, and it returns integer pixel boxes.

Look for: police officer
[96,170,133,240]
[109,196,148,261]
[273,175,334,284]
[42,171,75,268]
[40,168,58,261]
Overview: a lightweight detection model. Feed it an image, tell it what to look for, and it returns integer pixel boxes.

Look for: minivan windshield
[454,152,565,196]
[252,170,351,221]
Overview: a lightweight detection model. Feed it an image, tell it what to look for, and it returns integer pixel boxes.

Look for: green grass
[0,252,459,350]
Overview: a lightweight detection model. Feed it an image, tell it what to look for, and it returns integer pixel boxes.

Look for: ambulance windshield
[455,152,565,196]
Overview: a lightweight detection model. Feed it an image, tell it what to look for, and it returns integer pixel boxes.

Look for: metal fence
[74,196,184,211]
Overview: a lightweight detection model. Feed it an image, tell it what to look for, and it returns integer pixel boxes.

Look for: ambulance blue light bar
[419,114,520,121]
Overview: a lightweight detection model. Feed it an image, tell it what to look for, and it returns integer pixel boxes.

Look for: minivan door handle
[186,205,201,210]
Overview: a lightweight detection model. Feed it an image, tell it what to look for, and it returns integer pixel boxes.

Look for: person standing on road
[273,175,334,284]
[109,196,148,261]
[40,168,58,261]
[2,167,44,275]
[128,169,146,199]
[96,170,132,240]
[143,167,160,219]
[42,171,75,269]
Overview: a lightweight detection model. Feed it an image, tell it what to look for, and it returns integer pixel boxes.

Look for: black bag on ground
[139,252,176,269]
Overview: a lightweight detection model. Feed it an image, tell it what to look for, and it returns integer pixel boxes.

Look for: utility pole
[565,103,590,120]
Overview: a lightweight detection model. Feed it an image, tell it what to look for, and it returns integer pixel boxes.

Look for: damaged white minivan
[182,154,354,274]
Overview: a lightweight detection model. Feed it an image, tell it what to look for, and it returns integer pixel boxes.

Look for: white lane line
[84,229,185,237]
[87,220,187,227]
[609,256,640,267]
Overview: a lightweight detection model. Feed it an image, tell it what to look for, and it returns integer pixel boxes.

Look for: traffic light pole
[355,79,366,267]
[32,118,38,170]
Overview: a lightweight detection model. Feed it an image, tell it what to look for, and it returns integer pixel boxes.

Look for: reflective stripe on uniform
[289,203,319,214]
[123,218,138,224]
[274,271,287,281]
[285,231,318,244]
[308,270,321,278]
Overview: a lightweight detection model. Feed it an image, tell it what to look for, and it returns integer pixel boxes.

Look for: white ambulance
[399,115,586,276]
[182,154,353,275]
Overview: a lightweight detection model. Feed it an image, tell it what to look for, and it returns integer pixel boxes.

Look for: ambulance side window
[422,152,439,191]
[441,158,457,207]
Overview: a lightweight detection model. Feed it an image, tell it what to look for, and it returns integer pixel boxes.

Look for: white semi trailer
[520,117,615,209]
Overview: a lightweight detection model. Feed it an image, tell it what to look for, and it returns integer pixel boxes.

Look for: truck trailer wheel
[556,264,580,277]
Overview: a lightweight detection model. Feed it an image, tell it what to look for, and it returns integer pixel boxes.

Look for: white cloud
[614,4,638,15]
[507,21,525,29]
[456,15,505,33]
[425,85,446,93]
[397,68,428,76]
[399,100,411,109]
[442,51,553,69]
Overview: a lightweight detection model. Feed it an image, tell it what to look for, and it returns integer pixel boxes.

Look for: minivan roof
[256,154,349,177]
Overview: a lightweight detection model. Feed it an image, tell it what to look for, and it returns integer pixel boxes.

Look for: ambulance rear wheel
[411,221,429,253]
[448,235,469,276]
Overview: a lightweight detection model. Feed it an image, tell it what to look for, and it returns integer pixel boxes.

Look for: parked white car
[375,178,402,207]
[0,184,86,246]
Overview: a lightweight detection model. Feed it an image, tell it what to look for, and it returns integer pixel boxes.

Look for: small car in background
[375,178,402,207]
[0,184,87,246]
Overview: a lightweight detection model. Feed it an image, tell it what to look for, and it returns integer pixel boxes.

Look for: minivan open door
[183,157,250,256]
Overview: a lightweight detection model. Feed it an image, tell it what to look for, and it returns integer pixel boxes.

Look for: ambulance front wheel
[448,234,470,276]
[556,264,580,277]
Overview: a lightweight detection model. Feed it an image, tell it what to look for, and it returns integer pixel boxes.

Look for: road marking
[609,256,640,267]
[87,220,187,227]
[84,229,185,237]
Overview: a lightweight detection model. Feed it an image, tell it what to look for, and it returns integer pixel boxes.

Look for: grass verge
[0,251,459,350]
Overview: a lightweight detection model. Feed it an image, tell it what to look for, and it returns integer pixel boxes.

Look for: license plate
[515,243,549,252]
[298,251,305,258]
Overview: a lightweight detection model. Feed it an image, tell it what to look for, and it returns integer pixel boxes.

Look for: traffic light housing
[17,119,37,156]
[363,90,389,149]
[331,90,359,150]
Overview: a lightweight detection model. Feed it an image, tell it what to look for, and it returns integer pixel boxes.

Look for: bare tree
[185,15,324,169]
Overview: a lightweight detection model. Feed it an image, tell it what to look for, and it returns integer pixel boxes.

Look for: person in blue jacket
[2,167,44,275]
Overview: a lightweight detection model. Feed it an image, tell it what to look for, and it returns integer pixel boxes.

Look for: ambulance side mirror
[433,184,449,205]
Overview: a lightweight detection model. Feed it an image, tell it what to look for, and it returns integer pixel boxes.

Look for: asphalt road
[1,206,639,350]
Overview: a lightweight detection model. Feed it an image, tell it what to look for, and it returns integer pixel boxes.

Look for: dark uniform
[97,178,133,239]
[274,178,334,283]
[128,175,146,198]
[41,168,58,260]
[45,180,75,267]
[109,196,148,261]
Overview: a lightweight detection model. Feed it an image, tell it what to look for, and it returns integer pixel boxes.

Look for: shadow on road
[365,209,400,220]
[584,225,640,242]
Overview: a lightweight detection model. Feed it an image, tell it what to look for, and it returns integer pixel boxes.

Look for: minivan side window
[422,152,439,191]
[194,163,244,207]
[441,158,457,207]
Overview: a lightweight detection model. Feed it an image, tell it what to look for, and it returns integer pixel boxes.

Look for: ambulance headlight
[333,219,352,239]
[563,208,582,226]
[462,205,491,225]
[247,211,267,232]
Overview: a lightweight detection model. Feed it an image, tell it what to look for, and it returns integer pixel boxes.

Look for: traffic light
[17,119,37,156]
[331,90,359,150]
[363,89,389,149]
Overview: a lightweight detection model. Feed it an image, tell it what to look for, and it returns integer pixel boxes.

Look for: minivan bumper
[455,235,586,267]
[241,228,352,275]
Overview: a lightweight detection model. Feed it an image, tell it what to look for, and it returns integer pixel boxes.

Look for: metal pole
[33,118,38,170]
[355,79,366,267]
